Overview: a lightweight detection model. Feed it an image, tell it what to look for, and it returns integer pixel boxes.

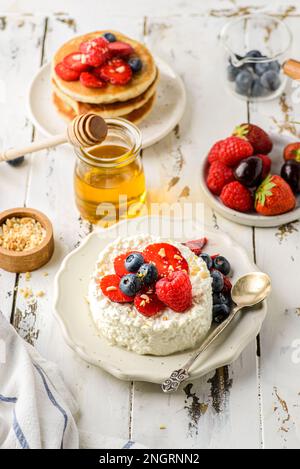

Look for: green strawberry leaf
[233,124,249,139]
[255,175,276,207]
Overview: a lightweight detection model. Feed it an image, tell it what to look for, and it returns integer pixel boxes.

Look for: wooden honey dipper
[0,112,108,163]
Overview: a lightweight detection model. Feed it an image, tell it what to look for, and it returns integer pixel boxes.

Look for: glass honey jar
[74,118,146,225]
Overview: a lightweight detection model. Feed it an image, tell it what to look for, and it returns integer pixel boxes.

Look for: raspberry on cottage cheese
[87,234,212,356]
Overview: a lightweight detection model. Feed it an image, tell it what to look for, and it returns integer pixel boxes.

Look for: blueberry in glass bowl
[220,14,292,101]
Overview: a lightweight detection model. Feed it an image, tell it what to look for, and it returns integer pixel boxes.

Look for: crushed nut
[20,287,33,299]
[200,271,209,279]
[158,248,166,257]
[174,254,182,260]
[140,300,146,307]
[106,286,117,291]
[0,217,46,252]
[43,272,49,277]
[160,424,167,430]
[36,290,45,297]
[162,316,168,321]
[24,272,31,281]
[140,294,150,303]
[168,265,174,271]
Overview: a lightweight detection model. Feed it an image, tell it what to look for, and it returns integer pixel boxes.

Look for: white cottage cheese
[88,234,212,355]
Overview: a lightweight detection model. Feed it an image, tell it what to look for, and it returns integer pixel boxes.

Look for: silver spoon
[161,272,271,393]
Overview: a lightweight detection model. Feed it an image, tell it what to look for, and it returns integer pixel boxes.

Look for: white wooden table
[1,0,300,449]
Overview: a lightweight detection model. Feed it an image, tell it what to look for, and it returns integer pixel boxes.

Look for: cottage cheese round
[88,234,212,355]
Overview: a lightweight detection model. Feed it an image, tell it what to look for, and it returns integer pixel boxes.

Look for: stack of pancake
[51,31,158,124]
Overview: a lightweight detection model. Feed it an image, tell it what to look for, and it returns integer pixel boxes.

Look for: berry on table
[128,57,143,73]
[199,253,213,270]
[213,304,230,323]
[100,274,133,303]
[211,269,224,293]
[221,181,253,213]
[7,156,25,167]
[103,32,116,42]
[125,252,144,272]
[156,270,192,312]
[217,136,253,167]
[207,161,235,195]
[234,156,263,188]
[119,274,142,296]
[233,123,273,155]
[137,263,158,286]
[213,256,231,275]
[260,70,281,91]
[235,70,253,95]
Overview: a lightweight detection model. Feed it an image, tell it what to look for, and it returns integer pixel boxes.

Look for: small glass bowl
[220,14,292,101]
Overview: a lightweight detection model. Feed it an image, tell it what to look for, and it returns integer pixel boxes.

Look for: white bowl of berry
[200,123,300,227]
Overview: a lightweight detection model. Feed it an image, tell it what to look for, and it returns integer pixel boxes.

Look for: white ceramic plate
[27,57,186,149]
[200,133,300,227]
[53,216,267,384]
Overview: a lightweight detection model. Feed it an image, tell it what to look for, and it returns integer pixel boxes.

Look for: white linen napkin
[0,312,144,449]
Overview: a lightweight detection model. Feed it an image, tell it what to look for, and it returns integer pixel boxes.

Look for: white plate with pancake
[53,215,267,384]
[27,57,186,149]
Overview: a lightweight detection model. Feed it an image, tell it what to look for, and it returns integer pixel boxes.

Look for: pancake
[52,31,157,104]
[53,92,156,124]
[51,68,159,118]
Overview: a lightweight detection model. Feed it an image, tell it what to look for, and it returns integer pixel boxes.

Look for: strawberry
[222,276,232,295]
[134,290,165,317]
[217,136,253,167]
[107,41,134,58]
[99,274,133,303]
[182,237,208,256]
[256,154,272,179]
[206,161,235,195]
[283,142,300,162]
[99,58,132,85]
[114,251,142,277]
[79,37,109,54]
[156,271,192,312]
[220,181,253,212]
[207,140,224,164]
[80,72,107,88]
[233,123,273,155]
[143,243,189,277]
[255,175,296,216]
[63,52,90,72]
[55,62,80,81]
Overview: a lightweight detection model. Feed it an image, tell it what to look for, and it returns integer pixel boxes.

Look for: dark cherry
[281,160,300,194]
[234,156,263,187]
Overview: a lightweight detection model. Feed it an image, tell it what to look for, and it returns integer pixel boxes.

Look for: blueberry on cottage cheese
[199,253,213,270]
[125,252,144,272]
[119,274,142,296]
[137,263,158,286]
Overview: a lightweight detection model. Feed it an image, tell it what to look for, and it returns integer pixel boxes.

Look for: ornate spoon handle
[161,305,242,393]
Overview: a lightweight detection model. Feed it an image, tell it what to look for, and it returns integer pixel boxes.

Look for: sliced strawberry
[143,243,189,277]
[107,41,134,57]
[63,52,90,72]
[85,49,108,67]
[99,274,133,303]
[182,238,208,256]
[80,71,107,88]
[99,58,132,85]
[134,290,165,317]
[55,62,80,81]
[79,37,109,54]
[114,251,143,277]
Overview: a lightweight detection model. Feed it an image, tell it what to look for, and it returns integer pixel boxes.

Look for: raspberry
[99,274,133,303]
[256,154,272,179]
[222,276,232,295]
[107,41,134,58]
[143,243,189,277]
[182,237,208,256]
[207,140,224,164]
[156,271,192,312]
[99,58,132,85]
[134,290,165,317]
[114,251,143,277]
[207,161,235,195]
[220,181,253,212]
[55,62,80,81]
[80,72,107,88]
[63,52,90,72]
[218,136,253,167]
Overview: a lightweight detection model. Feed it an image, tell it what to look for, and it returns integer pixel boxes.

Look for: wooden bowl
[0,208,54,273]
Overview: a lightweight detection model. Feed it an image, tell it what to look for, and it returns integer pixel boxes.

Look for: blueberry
[7,156,25,167]
[245,49,263,59]
[103,32,116,42]
[213,292,230,306]
[235,70,253,95]
[254,62,270,76]
[251,78,268,97]
[213,304,230,324]
[128,57,143,73]
[211,270,224,293]
[227,64,240,82]
[268,60,280,73]
[125,252,144,272]
[199,253,213,270]
[119,274,142,296]
[260,70,281,91]
[213,256,231,275]
[137,263,158,286]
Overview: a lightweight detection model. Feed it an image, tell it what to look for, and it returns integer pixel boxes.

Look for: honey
[74,118,146,225]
